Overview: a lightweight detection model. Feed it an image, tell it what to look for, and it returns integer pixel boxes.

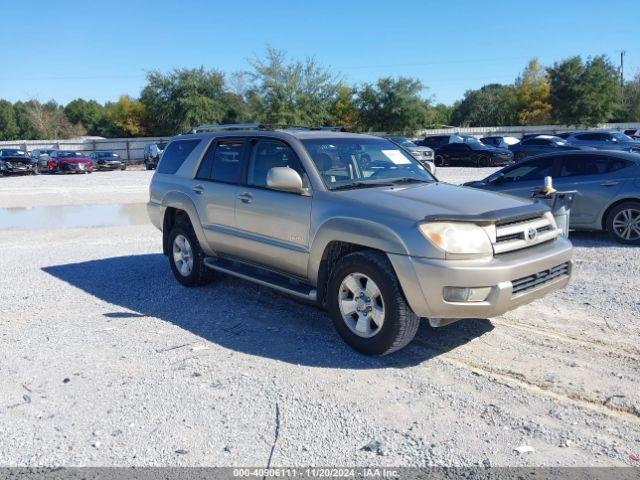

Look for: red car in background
[624,129,640,140]
[47,151,94,174]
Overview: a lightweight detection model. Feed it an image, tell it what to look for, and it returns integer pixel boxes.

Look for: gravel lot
[1,169,639,467]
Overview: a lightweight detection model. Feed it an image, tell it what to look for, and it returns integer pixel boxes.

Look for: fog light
[443,286,491,302]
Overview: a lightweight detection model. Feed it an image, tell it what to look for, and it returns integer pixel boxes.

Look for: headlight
[419,222,494,255]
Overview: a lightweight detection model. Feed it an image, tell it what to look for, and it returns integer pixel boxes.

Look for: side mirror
[266,167,304,194]
[488,173,505,184]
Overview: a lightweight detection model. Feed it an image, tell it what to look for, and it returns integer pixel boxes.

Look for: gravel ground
[1,169,639,467]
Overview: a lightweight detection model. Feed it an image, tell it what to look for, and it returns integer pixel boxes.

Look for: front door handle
[237,192,253,204]
[192,184,204,194]
[600,181,619,187]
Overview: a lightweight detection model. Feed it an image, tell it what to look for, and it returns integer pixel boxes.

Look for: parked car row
[415,129,640,167]
[0,149,129,176]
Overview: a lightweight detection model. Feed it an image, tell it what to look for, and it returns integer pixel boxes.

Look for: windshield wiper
[387,177,431,185]
[331,180,395,191]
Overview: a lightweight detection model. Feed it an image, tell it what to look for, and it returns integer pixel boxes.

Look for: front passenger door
[233,138,312,278]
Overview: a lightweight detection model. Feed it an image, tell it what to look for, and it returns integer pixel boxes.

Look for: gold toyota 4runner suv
[148,124,572,355]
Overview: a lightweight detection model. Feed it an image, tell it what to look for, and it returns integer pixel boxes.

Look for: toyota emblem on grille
[525,227,538,242]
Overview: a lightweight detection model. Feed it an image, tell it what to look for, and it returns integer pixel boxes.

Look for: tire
[168,219,213,287]
[434,155,445,167]
[477,155,491,167]
[606,201,640,245]
[327,250,420,355]
[145,161,152,171]
[121,165,127,171]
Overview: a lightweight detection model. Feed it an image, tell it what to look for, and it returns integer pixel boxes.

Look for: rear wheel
[606,201,640,245]
[328,251,420,355]
[168,219,213,286]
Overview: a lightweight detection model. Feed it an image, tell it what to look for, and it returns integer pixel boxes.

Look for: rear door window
[198,139,246,184]
[157,139,200,174]
[559,155,633,177]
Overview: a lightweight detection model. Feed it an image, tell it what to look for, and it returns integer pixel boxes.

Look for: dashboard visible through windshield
[302,138,434,190]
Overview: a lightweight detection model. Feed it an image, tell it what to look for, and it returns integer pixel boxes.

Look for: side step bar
[204,257,317,301]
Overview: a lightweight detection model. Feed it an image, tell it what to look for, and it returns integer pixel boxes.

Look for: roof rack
[189,123,270,134]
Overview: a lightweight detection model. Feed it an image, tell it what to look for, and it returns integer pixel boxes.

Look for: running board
[204,257,317,301]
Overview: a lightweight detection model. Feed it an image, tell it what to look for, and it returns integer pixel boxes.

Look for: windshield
[57,151,83,158]
[390,136,416,147]
[157,142,168,150]
[1,149,27,156]
[302,138,434,190]
[612,132,633,142]
[95,152,118,158]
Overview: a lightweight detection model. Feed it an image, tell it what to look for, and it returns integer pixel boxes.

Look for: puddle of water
[0,203,150,230]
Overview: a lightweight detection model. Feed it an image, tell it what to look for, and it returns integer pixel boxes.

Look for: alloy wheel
[172,234,194,277]
[338,273,385,338]
[612,208,640,241]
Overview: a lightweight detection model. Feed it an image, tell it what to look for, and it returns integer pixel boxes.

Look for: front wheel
[145,161,152,171]
[434,155,445,167]
[606,201,640,245]
[477,155,492,167]
[327,251,420,355]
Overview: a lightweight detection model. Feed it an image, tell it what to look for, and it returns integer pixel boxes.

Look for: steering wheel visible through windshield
[301,138,435,190]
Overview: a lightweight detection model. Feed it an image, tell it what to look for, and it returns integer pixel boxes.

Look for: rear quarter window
[157,139,201,174]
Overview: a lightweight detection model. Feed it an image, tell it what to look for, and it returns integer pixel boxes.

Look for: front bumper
[389,237,573,319]
[1,162,36,174]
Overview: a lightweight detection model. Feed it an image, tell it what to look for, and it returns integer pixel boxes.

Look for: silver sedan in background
[465,150,640,244]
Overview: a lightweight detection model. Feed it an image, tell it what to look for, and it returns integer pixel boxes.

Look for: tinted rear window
[157,140,200,174]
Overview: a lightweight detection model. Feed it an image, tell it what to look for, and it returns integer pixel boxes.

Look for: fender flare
[161,191,212,256]
[308,217,410,284]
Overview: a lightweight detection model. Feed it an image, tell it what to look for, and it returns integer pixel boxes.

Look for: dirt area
[0,168,639,467]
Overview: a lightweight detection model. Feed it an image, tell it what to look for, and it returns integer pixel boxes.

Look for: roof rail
[189,123,269,134]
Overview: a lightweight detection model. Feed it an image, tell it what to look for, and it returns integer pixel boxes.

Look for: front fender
[160,191,212,257]
[307,217,411,284]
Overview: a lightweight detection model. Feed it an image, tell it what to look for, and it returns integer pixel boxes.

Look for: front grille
[493,213,559,254]
[7,162,29,169]
[511,262,570,296]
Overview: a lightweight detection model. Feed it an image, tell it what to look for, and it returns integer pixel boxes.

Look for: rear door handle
[237,192,253,203]
[600,181,619,187]
[192,184,204,194]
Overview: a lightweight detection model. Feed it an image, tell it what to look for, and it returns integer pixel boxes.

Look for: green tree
[22,100,86,139]
[426,103,454,128]
[621,73,640,122]
[515,59,552,125]
[104,95,148,137]
[356,77,430,134]
[247,47,339,126]
[140,67,230,135]
[329,84,359,131]
[64,99,108,135]
[548,55,620,126]
[0,100,20,140]
[12,101,41,139]
[451,84,518,127]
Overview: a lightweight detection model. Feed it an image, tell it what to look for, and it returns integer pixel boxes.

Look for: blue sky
[1,0,638,106]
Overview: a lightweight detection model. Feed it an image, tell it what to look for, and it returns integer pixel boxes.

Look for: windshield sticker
[382,150,411,165]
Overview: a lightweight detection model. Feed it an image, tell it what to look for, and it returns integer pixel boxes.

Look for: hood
[335,182,545,223]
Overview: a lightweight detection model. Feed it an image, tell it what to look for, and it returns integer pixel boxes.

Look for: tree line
[1,48,639,141]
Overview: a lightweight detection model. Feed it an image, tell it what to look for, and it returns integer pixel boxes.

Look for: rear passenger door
[192,138,247,254]
[233,138,312,277]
